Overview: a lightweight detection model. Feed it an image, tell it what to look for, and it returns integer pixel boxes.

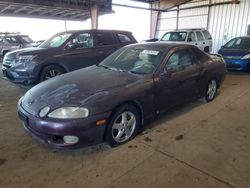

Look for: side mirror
[187,38,192,42]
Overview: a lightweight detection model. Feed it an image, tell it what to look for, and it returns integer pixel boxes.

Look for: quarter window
[95,32,115,46]
[166,49,195,72]
[118,33,131,43]
[202,30,212,40]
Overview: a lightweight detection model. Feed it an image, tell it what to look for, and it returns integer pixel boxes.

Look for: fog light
[63,136,79,144]
[39,106,50,117]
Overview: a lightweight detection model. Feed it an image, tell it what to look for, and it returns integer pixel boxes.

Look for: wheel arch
[38,63,68,81]
[110,100,144,126]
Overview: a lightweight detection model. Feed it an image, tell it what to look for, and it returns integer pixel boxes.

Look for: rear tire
[105,104,140,147]
[39,65,65,82]
[204,46,209,53]
[205,78,218,102]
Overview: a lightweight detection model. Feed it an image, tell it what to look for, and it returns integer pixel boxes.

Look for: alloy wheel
[111,111,136,143]
[206,79,217,101]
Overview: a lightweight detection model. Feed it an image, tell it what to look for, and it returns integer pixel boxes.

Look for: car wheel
[105,104,140,147]
[205,79,218,102]
[39,65,65,82]
[204,46,209,53]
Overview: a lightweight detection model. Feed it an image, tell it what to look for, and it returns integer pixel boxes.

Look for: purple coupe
[17,43,226,149]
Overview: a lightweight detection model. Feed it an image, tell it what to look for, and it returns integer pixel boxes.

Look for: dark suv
[0,32,34,57]
[2,29,137,84]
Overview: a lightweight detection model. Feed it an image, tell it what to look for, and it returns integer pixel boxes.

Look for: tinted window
[66,33,93,49]
[191,47,210,62]
[187,32,196,42]
[95,32,115,46]
[118,33,131,43]
[4,36,18,43]
[166,49,195,72]
[196,31,204,41]
[18,36,33,43]
[202,30,212,40]
[161,32,187,42]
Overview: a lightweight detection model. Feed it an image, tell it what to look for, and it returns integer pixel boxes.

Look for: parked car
[2,29,137,84]
[29,40,46,47]
[218,36,250,72]
[160,29,213,53]
[0,32,34,57]
[17,43,226,149]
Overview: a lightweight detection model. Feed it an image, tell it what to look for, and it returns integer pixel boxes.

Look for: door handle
[203,42,205,44]
[195,43,198,45]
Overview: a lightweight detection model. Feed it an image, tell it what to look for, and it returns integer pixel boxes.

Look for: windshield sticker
[141,50,159,56]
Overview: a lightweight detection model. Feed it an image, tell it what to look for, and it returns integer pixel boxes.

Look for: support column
[176,5,180,30]
[150,3,159,38]
[90,4,99,29]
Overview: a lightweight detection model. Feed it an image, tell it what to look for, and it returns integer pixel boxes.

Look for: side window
[67,33,93,49]
[166,49,195,72]
[191,47,210,62]
[117,33,131,43]
[196,31,204,41]
[202,30,212,40]
[187,32,196,42]
[95,32,115,46]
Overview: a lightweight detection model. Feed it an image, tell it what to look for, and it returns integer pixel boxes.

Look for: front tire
[105,104,140,147]
[39,65,65,82]
[205,79,218,102]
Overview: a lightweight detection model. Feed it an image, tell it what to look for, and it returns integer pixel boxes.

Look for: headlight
[241,54,250,59]
[48,107,89,119]
[17,55,36,63]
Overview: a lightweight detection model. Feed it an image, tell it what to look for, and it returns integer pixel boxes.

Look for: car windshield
[40,33,72,48]
[224,37,250,49]
[161,32,187,42]
[98,47,164,75]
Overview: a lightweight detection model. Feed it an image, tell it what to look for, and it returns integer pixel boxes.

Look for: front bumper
[224,58,250,71]
[17,101,111,149]
[2,65,37,84]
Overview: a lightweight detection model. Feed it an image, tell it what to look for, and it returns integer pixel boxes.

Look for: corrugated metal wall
[156,0,250,53]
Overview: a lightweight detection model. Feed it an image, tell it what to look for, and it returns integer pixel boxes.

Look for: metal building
[154,0,248,53]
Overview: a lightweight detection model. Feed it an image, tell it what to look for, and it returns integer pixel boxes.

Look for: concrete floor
[0,68,250,188]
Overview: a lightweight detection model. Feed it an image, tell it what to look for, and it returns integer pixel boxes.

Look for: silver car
[0,33,34,57]
[160,29,213,53]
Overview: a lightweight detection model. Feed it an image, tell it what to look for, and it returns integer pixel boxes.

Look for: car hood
[5,47,57,59]
[218,48,250,57]
[22,66,144,114]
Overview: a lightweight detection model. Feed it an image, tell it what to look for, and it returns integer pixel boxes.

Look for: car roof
[57,29,133,35]
[127,42,193,51]
[166,28,207,32]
